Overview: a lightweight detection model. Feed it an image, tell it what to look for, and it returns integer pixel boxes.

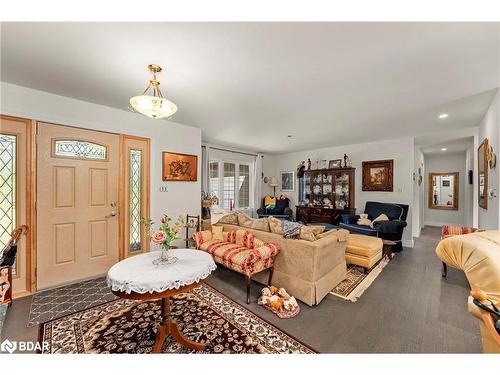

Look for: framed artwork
[329,159,342,169]
[280,170,295,191]
[362,159,394,191]
[162,152,198,181]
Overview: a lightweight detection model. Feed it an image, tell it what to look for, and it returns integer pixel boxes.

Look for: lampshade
[129,64,178,119]
[269,176,278,187]
[129,95,177,119]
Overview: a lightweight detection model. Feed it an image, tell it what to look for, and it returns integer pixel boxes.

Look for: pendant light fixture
[129,64,178,119]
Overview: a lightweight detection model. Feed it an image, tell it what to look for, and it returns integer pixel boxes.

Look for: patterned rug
[28,277,116,327]
[39,283,315,354]
[330,256,392,302]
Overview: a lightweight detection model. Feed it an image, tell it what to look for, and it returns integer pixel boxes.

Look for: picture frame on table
[329,159,342,169]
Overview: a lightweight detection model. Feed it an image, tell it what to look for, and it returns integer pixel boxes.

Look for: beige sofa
[436,230,500,353]
[214,222,347,306]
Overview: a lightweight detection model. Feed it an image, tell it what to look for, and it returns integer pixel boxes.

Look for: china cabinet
[296,167,356,225]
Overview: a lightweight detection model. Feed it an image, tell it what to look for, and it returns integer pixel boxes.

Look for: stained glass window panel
[129,150,142,251]
[54,140,107,160]
[0,135,17,274]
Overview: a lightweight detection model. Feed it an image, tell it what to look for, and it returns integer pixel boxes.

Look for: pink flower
[152,231,167,244]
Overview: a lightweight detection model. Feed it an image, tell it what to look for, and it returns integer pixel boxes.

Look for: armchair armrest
[283,207,293,218]
[373,220,407,234]
[342,214,359,224]
[256,207,267,216]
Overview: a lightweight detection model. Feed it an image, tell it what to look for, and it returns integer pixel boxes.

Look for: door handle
[105,211,117,218]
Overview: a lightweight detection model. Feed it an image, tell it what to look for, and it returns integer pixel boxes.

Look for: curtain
[201,145,210,195]
[253,154,264,216]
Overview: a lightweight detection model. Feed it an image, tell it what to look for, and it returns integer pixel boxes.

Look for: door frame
[0,115,36,298]
[2,116,151,296]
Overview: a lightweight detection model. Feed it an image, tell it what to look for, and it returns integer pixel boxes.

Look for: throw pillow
[317,228,349,241]
[264,196,277,209]
[211,226,224,241]
[370,214,389,228]
[237,212,270,232]
[357,213,372,226]
[299,225,325,242]
[218,212,239,225]
[268,216,284,235]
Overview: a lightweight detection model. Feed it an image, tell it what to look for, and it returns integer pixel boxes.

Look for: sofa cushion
[237,212,270,232]
[211,225,224,241]
[199,240,280,276]
[317,228,349,241]
[268,216,284,235]
[218,212,239,225]
[299,225,325,241]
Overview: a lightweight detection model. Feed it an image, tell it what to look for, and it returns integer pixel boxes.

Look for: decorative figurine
[307,158,311,170]
[297,161,306,178]
[343,154,348,168]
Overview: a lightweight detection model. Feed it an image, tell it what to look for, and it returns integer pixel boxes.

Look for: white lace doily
[107,249,217,294]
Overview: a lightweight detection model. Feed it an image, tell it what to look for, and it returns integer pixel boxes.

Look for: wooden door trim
[119,135,151,260]
[0,115,36,297]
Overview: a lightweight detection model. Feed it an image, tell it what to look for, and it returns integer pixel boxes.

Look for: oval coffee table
[107,249,216,353]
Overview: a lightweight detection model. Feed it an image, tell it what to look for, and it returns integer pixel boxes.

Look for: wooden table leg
[152,297,206,353]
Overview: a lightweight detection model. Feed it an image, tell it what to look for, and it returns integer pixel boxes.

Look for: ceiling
[420,137,474,155]
[1,22,499,153]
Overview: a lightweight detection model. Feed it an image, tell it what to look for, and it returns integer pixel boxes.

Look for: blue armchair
[339,201,409,252]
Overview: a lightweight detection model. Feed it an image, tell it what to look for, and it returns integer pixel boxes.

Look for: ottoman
[345,234,383,272]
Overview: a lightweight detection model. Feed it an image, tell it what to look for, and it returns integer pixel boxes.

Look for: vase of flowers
[142,214,185,266]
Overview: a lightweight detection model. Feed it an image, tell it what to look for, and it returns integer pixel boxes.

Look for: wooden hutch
[296,167,356,225]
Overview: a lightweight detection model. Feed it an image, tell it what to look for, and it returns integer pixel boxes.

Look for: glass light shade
[129,95,178,118]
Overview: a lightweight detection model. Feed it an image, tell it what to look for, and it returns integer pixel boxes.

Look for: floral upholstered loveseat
[194,228,280,304]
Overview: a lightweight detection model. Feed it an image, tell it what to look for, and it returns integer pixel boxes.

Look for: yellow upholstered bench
[345,234,383,272]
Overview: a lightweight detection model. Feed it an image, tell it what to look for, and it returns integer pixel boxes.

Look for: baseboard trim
[403,239,414,248]
[424,221,463,228]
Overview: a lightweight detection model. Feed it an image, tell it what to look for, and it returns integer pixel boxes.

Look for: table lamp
[269,176,278,197]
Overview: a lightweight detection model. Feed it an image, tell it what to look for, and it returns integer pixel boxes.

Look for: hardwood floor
[1,226,482,353]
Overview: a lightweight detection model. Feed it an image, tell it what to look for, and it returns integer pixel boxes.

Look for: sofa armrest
[256,207,267,216]
[193,230,212,248]
[342,214,359,224]
[373,220,407,234]
[283,207,293,218]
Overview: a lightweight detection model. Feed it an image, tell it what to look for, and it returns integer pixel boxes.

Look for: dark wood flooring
[1,226,482,353]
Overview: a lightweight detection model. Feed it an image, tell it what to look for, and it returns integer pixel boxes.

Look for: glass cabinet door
[334,172,350,209]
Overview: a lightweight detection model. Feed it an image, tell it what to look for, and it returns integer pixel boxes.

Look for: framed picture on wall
[362,159,394,191]
[162,151,198,181]
[280,170,295,191]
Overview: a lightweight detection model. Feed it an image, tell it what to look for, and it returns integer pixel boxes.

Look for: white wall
[265,137,415,247]
[1,82,202,244]
[424,152,467,226]
[478,90,500,230]
[413,146,424,238]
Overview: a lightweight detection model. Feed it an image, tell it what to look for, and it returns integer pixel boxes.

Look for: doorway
[36,122,121,289]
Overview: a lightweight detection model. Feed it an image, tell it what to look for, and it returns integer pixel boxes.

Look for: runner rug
[330,256,392,302]
[38,283,315,354]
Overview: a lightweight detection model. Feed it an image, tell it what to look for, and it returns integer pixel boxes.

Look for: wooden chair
[0,225,28,307]
[470,289,500,353]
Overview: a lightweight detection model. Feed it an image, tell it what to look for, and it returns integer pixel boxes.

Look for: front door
[37,122,119,289]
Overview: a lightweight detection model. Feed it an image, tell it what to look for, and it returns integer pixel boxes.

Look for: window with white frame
[209,159,253,209]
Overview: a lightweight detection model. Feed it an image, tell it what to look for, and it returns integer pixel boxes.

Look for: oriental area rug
[330,256,393,302]
[38,283,315,354]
